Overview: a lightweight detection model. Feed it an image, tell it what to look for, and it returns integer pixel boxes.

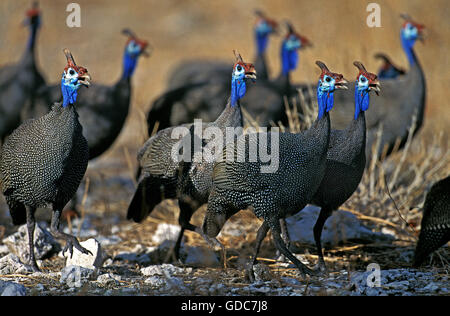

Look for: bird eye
[325,76,331,82]
[236,65,242,72]
[360,76,366,83]
[69,69,75,76]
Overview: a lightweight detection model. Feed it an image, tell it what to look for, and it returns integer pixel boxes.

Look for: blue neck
[354,83,370,120]
[27,23,39,51]
[61,79,79,108]
[316,81,334,120]
[230,77,247,107]
[281,42,298,75]
[401,33,417,66]
[122,52,139,79]
[255,32,269,55]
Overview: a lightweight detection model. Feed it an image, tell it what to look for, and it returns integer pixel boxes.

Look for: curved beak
[369,79,381,95]
[141,43,153,58]
[301,37,313,49]
[244,65,257,82]
[335,78,349,90]
[78,73,91,87]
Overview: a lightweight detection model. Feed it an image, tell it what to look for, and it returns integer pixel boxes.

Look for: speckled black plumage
[204,112,330,276]
[0,49,91,271]
[34,78,131,159]
[413,176,450,267]
[129,100,243,260]
[309,63,380,271]
[203,62,347,277]
[129,54,255,260]
[1,102,88,212]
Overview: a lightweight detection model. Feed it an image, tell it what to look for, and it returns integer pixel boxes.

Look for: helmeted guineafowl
[310,62,381,272]
[127,51,256,261]
[32,29,149,159]
[166,9,277,91]
[0,49,91,271]
[202,61,348,278]
[297,14,426,163]
[147,21,309,132]
[413,176,450,267]
[0,2,47,144]
[146,10,277,135]
[374,53,405,79]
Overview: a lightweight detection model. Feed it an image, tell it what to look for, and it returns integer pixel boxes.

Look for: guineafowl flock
[0,3,448,291]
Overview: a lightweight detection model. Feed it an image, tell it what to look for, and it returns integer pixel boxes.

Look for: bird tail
[5,195,27,225]
[147,82,210,135]
[127,175,177,223]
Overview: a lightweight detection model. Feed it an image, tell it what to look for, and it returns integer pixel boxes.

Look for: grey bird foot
[246,263,256,283]
[29,261,41,273]
[313,261,328,275]
[296,264,319,278]
[62,236,93,258]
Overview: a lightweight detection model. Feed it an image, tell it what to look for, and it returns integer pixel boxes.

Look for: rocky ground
[0,179,448,296]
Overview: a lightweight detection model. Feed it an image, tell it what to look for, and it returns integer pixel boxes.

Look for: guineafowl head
[25,1,41,29]
[281,22,311,75]
[230,50,257,107]
[400,14,425,64]
[315,61,348,119]
[61,49,91,107]
[353,61,381,119]
[254,10,278,54]
[24,2,41,49]
[121,29,150,79]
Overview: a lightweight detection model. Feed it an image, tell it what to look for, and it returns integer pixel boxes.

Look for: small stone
[152,223,181,244]
[252,263,273,282]
[140,264,192,277]
[0,245,9,257]
[1,282,27,296]
[144,276,165,287]
[96,273,120,286]
[184,246,220,267]
[60,265,96,288]
[0,254,32,275]
[65,238,106,269]
[2,223,60,262]
[96,235,122,247]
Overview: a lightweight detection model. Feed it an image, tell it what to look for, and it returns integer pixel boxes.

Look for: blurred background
[1,0,448,156]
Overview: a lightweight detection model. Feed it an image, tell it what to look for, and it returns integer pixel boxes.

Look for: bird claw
[313,262,328,275]
[245,265,256,283]
[62,237,92,258]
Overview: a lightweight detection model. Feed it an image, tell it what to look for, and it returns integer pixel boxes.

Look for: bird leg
[313,207,333,273]
[246,221,270,282]
[169,200,199,262]
[50,209,92,258]
[201,206,229,269]
[25,206,40,272]
[270,218,317,278]
[277,218,291,262]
